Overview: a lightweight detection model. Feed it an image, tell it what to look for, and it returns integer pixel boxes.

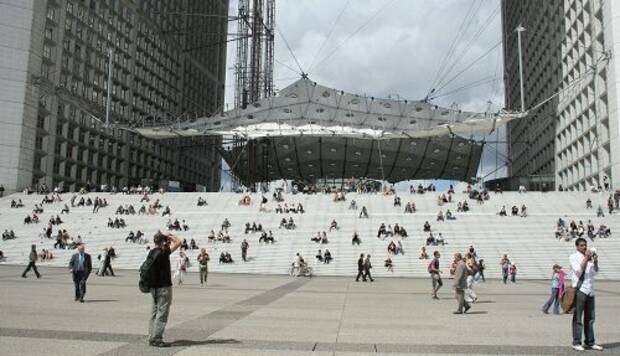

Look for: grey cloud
[225,0,508,183]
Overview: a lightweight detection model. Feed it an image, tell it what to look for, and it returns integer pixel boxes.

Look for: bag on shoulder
[561,287,577,313]
[138,249,161,293]
[561,273,585,314]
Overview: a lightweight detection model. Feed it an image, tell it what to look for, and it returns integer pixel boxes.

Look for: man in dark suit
[363,254,374,282]
[355,254,366,282]
[69,244,92,302]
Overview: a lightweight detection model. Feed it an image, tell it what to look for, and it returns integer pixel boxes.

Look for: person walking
[102,248,115,276]
[363,254,374,282]
[452,253,470,314]
[355,254,366,282]
[542,264,562,315]
[428,251,442,299]
[22,244,41,278]
[241,239,249,262]
[464,254,478,303]
[500,254,510,284]
[68,244,92,302]
[96,248,106,276]
[147,230,181,347]
[173,251,188,285]
[197,248,210,287]
[476,259,486,282]
[509,263,517,283]
[570,238,603,351]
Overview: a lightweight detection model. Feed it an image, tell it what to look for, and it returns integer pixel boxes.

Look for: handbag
[561,272,585,314]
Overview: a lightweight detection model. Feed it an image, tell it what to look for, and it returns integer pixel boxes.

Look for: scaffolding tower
[234,0,275,109]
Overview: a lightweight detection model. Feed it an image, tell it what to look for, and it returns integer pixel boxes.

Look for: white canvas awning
[135,78,525,140]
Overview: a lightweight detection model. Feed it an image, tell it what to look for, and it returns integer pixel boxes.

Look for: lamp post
[515,25,526,112]
[105,48,113,128]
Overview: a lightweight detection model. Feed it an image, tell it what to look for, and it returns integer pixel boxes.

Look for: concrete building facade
[0,0,228,193]
[502,0,620,191]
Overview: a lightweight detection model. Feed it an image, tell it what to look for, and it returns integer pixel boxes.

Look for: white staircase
[0,191,618,279]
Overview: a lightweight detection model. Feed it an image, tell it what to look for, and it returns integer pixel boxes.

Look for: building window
[43,45,52,59]
[47,8,56,21]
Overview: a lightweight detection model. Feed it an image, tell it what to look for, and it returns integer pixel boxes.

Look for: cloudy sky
[223,0,508,189]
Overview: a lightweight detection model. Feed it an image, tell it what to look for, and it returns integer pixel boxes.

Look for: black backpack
[138,249,161,293]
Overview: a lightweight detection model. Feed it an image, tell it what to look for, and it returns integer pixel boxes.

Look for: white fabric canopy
[135,78,525,140]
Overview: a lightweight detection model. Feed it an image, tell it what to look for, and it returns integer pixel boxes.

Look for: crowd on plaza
[1,179,618,350]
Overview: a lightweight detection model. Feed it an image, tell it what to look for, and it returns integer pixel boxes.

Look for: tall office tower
[0,0,228,193]
[502,0,620,191]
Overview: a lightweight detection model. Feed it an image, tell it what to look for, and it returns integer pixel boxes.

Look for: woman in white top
[174,251,189,285]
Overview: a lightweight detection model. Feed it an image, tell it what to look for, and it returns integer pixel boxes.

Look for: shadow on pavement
[603,342,620,349]
[170,338,240,347]
[85,299,120,303]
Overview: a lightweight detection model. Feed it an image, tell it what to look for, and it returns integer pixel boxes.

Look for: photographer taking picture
[569,237,603,351]
[146,230,181,348]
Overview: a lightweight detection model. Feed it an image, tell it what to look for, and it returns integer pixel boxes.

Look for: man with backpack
[428,251,442,299]
[141,230,181,348]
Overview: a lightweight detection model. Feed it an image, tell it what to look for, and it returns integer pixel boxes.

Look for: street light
[515,25,526,113]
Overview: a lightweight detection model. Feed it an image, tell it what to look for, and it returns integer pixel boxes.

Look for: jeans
[431,272,443,294]
[542,287,560,314]
[455,288,470,312]
[72,271,88,301]
[199,267,208,285]
[22,262,40,278]
[149,286,172,342]
[572,291,595,346]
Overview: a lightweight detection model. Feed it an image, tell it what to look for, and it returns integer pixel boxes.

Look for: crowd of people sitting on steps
[10,199,25,208]
[219,251,234,263]
[426,232,447,246]
[207,229,231,243]
[279,217,296,230]
[167,219,189,231]
[555,217,611,241]
[23,214,40,224]
[1,179,617,288]
[258,230,275,243]
[125,230,146,244]
[498,205,528,217]
[377,223,408,239]
[244,222,263,234]
[315,249,333,264]
[116,205,136,215]
[275,202,305,214]
[311,231,329,244]
[2,230,16,241]
[107,217,127,229]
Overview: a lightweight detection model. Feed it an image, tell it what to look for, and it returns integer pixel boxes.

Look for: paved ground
[1,265,619,355]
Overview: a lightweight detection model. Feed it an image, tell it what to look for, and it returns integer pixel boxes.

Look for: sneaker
[464,305,471,313]
[149,340,170,348]
[453,311,464,314]
[587,345,603,351]
[572,345,585,351]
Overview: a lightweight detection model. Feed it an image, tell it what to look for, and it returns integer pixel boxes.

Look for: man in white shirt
[569,237,603,351]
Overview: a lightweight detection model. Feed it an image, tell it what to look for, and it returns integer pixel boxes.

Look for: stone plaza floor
[0,265,619,355]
